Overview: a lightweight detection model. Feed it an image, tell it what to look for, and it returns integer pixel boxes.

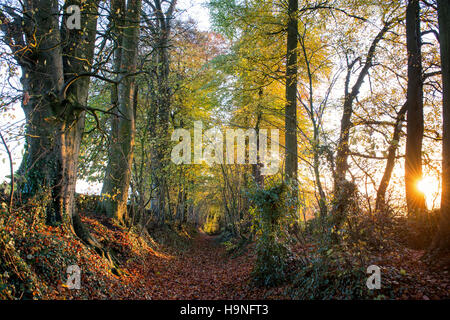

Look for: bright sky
[178,0,211,31]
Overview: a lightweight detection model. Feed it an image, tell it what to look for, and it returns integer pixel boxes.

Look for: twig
[0,130,14,214]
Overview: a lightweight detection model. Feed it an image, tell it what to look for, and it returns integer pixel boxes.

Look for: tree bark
[285,0,299,202]
[148,0,177,224]
[431,0,450,253]
[0,0,102,246]
[334,22,392,190]
[252,90,264,188]
[376,103,407,211]
[100,0,141,224]
[333,20,392,226]
[405,0,426,215]
[3,0,96,220]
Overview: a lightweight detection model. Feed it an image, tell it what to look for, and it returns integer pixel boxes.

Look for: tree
[333,19,393,226]
[0,0,101,245]
[100,0,142,223]
[334,20,393,188]
[431,0,450,253]
[284,0,299,201]
[375,103,407,211]
[297,16,331,219]
[405,0,426,215]
[145,0,177,224]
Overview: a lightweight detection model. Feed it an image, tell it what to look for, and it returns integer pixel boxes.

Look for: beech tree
[100,0,142,223]
[284,0,299,199]
[432,0,450,253]
[375,103,408,211]
[0,0,101,244]
[146,0,177,224]
[333,19,393,226]
[404,0,426,215]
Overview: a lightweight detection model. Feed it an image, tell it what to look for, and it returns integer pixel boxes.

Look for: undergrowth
[249,183,289,287]
[0,194,198,300]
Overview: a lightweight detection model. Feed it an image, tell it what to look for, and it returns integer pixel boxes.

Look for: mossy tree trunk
[147,0,177,224]
[1,1,99,241]
[100,0,141,224]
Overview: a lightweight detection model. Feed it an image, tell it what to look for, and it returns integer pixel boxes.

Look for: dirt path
[92,222,450,300]
[123,229,450,300]
[139,231,264,300]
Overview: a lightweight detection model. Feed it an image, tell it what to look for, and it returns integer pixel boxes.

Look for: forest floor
[85,216,450,300]
[130,231,286,300]
[40,211,286,300]
[64,212,449,300]
[2,207,449,300]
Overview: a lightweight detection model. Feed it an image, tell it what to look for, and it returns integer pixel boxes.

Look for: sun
[417,177,438,197]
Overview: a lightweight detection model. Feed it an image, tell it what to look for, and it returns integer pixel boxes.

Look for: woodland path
[116,228,450,300]
[137,231,266,300]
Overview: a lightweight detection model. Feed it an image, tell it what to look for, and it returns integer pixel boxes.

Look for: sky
[0,0,212,194]
[178,0,211,31]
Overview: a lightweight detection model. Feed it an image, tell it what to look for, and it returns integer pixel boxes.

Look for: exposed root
[72,213,122,276]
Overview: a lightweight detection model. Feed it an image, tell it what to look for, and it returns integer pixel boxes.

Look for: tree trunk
[17,1,63,223]
[333,21,392,226]
[285,0,299,202]
[300,32,327,219]
[253,94,264,188]
[431,0,450,253]
[4,0,96,226]
[376,103,407,211]
[405,0,426,215]
[101,0,125,205]
[0,0,103,247]
[313,133,327,219]
[334,22,392,190]
[100,0,141,224]
[148,0,177,224]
